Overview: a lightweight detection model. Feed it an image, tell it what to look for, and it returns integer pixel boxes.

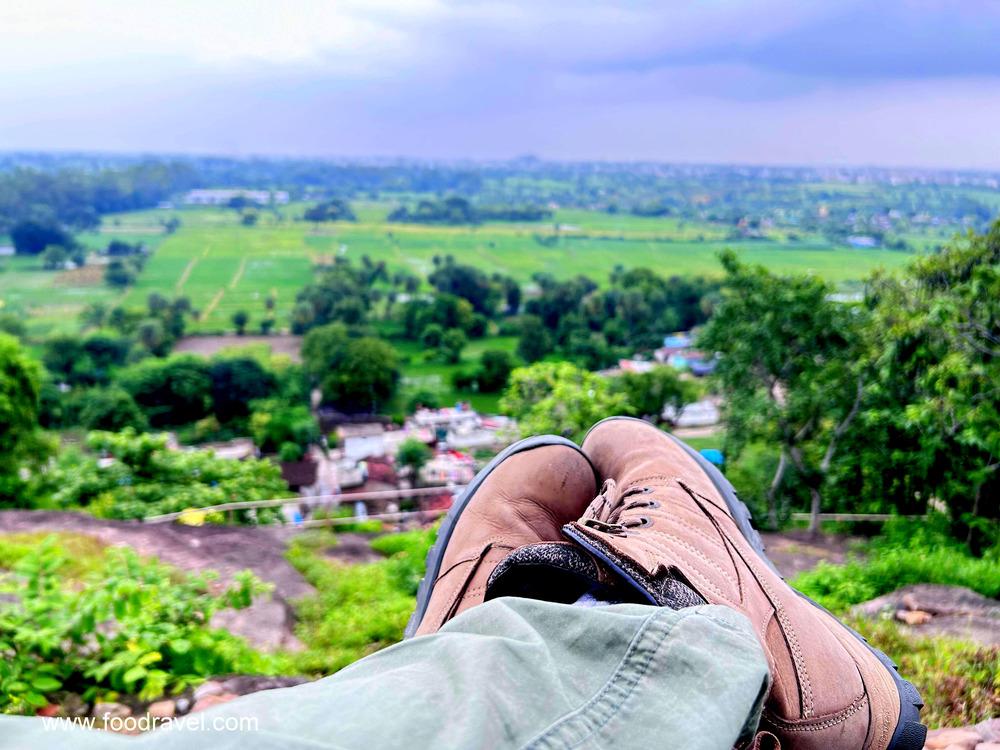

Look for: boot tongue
[485,542,627,605]
[486,539,709,611]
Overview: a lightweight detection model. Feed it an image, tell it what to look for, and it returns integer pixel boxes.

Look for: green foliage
[428,258,501,315]
[78,387,148,432]
[210,356,277,423]
[304,328,400,414]
[396,438,431,480]
[853,618,999,728]
[0,334,50,506]
[700,250,867,530]
[612,366,698,421]
[856,223,1000,548]
[303,199,356,223]
[9,220,74,256]
[501,361,629,442]
[250,400,319,457]
[45,429,288,521]
[285,527,436,674]
[791,520,1000,614]
[231,309,249,335]
[439,328,467,364]
[118,354,213,427]
[0,536,273,713]
[516,315,553,362]
[454,349,516,393]
[40,244,69,270]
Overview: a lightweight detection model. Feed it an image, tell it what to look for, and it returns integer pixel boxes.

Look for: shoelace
[582,479,656,532]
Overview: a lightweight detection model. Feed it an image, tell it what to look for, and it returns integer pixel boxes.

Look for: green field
[1,202,919,337]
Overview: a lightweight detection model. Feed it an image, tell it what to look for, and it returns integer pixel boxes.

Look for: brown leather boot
[405,435,599,637]
[565,417,926,750]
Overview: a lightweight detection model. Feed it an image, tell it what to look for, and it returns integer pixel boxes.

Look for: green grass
[4,202,920,337]
[284,527,435,674]
[396,335,518,413]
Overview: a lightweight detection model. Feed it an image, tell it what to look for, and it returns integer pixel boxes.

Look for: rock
[35,704,60,717]
[147,700,175,718]
[896,609,932,625]
[976,719,1000,742]
[218,675,309,696]
[191,693,237,713]
[852,585,1000,646]
[193,680,224,700]
[60,693,89,718]
[924,727,984,749]
[174,697,192,715]
[93,701,131,720]
[975,743,1000,750]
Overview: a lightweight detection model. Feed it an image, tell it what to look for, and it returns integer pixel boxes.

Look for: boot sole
[404,434,599,639]
[581,416,928,750]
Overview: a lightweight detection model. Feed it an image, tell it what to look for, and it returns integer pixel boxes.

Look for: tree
[428,260,500,315]
[79,387,148,431]
[41,245,69,270]
[118,355,213,427]
[303,199,356,222]
[420,323,445,349]
[105,259,137,288]
[210,356,277,423]
[319,338,400,414]
[0,334,49,504]
[232,310,250,335]
[476,350,516,392]
[699,251,866,533]
[249,400,319,458]
[396,438,432,482]
[440,328,467,364]
[516,315,553,363]
[860,223,1000,549]
[612,366,698,422]
[10,220,73,256]
[500,362,629,442]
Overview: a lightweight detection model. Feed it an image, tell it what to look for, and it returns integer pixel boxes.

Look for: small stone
[191,693,237,713]
[193,680,223,701]
[35,704,60,717]
[924,728,984,749]
[60,693,88,718]
[977,720,1000,742]
[896,609,932,625]
[93,701,131,720]
[174,697,192,715]
[147,700,175,718]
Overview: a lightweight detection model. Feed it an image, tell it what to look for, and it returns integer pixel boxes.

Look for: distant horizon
[3,148,1000,177]
[4,2,1000,171]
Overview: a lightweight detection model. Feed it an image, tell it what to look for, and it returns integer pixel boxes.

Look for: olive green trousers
[0,598,770,750]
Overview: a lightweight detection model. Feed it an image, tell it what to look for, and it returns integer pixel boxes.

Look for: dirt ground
[174,334,302,361]
[758,528,857,578]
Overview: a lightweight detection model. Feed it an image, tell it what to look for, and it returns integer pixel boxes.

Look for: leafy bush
[0,536,274,714]
[791,519,1000,613]
[286,527,435,674]
[45,429,288,521]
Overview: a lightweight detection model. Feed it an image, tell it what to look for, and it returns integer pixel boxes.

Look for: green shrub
[44,429,289,522]
[791,519,1000,613]
[286,527,435,674]
[0,536,275,714]
[852,617,999,727]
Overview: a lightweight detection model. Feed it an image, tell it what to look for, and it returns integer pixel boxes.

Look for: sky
[2,0,1000,168]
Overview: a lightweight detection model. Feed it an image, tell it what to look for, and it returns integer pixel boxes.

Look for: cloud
[0,0,998,166]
